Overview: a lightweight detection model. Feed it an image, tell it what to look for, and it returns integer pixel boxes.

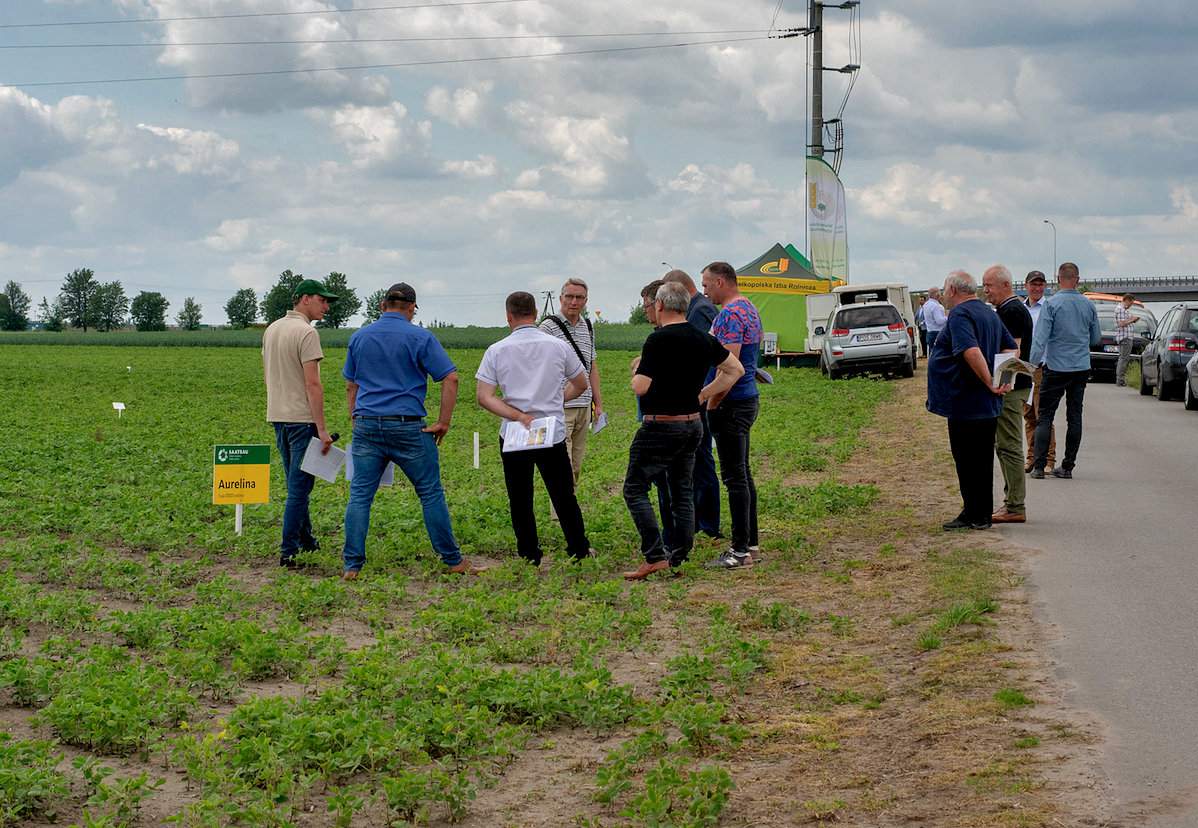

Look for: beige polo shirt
[262,310,323,423]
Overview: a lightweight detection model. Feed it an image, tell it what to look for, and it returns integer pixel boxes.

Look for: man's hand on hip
[423,420,451,445]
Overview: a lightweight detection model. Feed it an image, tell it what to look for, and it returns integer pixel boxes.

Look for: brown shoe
[340,570,360,581]
[991,509,1027,524]
[623,560,670,581]
[446,560,482,575]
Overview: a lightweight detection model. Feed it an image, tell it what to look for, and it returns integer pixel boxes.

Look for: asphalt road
[993,381,1198,826]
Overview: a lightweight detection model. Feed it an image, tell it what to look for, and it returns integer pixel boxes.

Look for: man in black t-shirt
[623,282,745,580]
[983,265,1034,524]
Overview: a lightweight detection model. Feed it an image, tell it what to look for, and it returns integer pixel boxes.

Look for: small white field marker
[473,432,480,469]
[112,402,126,418]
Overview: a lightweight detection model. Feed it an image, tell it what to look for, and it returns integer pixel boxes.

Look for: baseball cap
[292,279,339,301]
[1026,271,1047,283]
[386,282,418,306]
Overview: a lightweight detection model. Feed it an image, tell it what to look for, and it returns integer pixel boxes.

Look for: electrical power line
[768,0,787,35]
[0,0,531,30]
[0,30,769,51]
[1,35,773,90]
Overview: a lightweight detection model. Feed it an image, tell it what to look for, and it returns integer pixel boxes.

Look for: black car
[1139,302,1198,401]
[1089,299,1156,381]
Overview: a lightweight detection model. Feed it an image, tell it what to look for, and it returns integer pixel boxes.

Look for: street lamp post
[661,261,674,271]
[1042,219,1057,277]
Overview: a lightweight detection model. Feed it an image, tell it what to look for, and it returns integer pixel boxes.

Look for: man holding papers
[983,265,1035,524]
[262,278,338,569]
[341,282,467,579]
[926,271,1016,531]
[476,291,593,566]
[623,282,745,580]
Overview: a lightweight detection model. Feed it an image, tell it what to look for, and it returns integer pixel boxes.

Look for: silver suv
[819,301,915,379]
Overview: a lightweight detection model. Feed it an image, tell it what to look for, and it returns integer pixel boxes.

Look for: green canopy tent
[736,242,842,354]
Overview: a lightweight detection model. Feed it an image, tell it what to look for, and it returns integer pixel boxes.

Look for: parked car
[1139,302,1198,401]
[1086,294,1157,381]
[1184,352,1198,411]
[818,301,915,379]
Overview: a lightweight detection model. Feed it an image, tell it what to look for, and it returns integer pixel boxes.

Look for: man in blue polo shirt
[927,271,1017,530]
[340,282,468,578]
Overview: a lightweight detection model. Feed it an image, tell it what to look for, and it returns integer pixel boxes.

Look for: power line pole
[799,2,859,160]
[540,290,555,320]
[810,0,824,159]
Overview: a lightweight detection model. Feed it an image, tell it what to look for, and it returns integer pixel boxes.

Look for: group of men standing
[261,267,764,579]
[925,263,1101,530]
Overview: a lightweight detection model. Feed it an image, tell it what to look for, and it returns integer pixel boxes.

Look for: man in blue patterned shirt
[700,261,764,570]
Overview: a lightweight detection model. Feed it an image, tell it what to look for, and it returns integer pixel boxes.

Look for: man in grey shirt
[1028,262,1102,480]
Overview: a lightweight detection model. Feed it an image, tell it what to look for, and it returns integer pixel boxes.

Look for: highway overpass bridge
[1011,275,1198,302]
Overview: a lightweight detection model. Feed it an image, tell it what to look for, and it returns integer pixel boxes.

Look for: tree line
[7,268,367,333]
[222,270,362,329]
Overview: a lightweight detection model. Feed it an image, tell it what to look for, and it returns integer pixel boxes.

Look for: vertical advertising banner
[806,156,849,283]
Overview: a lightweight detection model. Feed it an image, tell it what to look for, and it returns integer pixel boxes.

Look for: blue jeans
[273,422,319,562]
[342,418,462,571]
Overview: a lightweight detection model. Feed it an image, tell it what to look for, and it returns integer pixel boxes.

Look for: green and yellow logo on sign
[212,444,270,505]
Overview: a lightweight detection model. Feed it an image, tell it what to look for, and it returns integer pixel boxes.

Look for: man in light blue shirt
[1028,263,1102,479]
[923,287,948,351]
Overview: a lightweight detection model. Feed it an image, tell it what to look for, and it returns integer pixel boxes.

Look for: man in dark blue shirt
[340,282,468,578]
[663,269,722,539]
[927,271,1017,530]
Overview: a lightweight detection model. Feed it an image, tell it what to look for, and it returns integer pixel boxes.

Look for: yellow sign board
[212,444,271,505]
[738,276,841,295]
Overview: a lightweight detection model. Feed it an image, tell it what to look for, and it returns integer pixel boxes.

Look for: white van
[831,283,920,357]
[805,293,838,353]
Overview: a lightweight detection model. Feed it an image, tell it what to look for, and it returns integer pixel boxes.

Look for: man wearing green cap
[262,278,339,568]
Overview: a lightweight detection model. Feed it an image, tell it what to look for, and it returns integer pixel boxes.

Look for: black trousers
[499,439,590,564]
[709,397,759,554]
[692,407,722,535]
[1034,369,1088,472]
[623,420,702,564]
[947,417,998,524]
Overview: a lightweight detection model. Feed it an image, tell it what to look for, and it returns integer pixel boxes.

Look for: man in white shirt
[923,287,948,351]
[1022,271,1055,471]
[477,291,592,565]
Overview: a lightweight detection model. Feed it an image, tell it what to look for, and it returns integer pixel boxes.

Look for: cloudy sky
[3,0,1197,326]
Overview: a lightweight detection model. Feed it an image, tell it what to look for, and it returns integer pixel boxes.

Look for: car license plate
[856,333,884,343]
[1103,345,1118,353]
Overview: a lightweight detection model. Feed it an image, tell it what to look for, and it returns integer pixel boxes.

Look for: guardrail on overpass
[1012,275,1198,302]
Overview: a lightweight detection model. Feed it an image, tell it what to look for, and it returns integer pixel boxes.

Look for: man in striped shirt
[1114,293,1141,387]
[539,278,604,484]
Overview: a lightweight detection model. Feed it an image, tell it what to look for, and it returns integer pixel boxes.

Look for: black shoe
[280,557,301,570]
[942,518,972,530]
[1029,468,1045,479]
[1051,467,1072,479]
[970,521,992,530]
[697,528,725,541]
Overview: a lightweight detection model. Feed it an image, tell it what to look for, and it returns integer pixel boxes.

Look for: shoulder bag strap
[549,315,590,372]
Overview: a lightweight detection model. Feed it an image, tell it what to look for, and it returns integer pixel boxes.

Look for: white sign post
[473,432,480,469]
[112,402,126,418]
[235,503,243,535]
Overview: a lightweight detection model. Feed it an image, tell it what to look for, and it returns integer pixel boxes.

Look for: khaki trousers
[563,406,591,484]
[1024,368,1056,469]
[997,387,1030,514]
